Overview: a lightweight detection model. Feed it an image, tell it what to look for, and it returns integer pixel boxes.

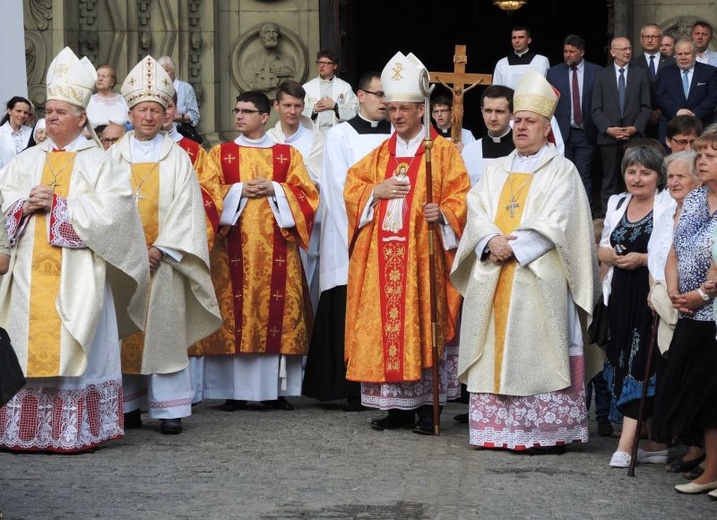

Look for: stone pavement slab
[0,399,714,519]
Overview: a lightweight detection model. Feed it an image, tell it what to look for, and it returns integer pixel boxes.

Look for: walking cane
[628,310,659,477]
[419,70,441,436]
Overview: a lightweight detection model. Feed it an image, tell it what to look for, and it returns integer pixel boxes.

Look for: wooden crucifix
[428,45,492,144]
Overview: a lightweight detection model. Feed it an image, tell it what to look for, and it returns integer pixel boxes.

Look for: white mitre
[513,68,559,119]
[121,55,176,109]
[381,51,427,103]
[46,47,97,109]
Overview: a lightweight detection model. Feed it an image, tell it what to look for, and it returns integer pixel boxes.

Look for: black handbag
[176,122,204,145]
[588,300,609,348]
[0,327,26,408]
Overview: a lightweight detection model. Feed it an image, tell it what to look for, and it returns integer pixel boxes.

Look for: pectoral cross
[47,179,61,190]
[134,189,145,202]
[506,197,520,218]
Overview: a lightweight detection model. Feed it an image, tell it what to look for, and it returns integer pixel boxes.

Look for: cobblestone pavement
[0,399,715,519]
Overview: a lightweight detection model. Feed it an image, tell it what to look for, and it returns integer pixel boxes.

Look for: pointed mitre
[381,51,427,103]
[513,68,559,119]
[46,47,97,109]
[121,55,175,109]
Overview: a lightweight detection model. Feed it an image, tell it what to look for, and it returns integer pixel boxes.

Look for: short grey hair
[664,150,698,178]
[621,145,667,189]
[157,55,176,72]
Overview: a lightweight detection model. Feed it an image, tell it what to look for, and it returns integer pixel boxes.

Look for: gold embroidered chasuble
[343,134,470,383]
[0,139,149,378]
[108,132,222,375]
[190,142,318,357]
[451,147,599,397]
[177,136,225,249]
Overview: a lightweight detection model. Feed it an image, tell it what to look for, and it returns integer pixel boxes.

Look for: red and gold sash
[179,137,220,235]
[375,134,425,382]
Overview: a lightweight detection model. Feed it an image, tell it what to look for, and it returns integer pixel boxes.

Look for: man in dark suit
[654,37,717,142]
[592,36,652,214]
[630,23,676,138]
[547,34,602,208]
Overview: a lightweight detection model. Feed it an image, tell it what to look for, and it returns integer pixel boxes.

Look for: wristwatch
[697,287,711,301]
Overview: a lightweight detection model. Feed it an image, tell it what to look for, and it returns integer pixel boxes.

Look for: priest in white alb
[0,47,149,453]
[451,69,599,453]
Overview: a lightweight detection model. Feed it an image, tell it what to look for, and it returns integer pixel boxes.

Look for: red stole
[376,133,425,382]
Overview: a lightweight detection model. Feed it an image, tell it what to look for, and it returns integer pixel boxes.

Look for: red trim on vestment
[219,142,245,351]
[376,136,422,382]
[264,145,291,354]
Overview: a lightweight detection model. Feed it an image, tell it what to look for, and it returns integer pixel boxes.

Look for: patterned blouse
[673,186,717,321]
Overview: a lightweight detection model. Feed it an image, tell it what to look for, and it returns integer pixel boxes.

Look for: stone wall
[23,0,320,144]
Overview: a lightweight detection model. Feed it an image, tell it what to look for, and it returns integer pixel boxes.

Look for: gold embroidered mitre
[514,68,559,119]
[381,51,427,103]
[46,47,97,109]
[121,55,175,109]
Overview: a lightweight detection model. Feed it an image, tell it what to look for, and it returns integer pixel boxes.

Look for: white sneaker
[609,451,631,468]
[636,447,669,464]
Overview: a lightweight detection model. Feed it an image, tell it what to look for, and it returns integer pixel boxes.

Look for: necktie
[683,69,690,98]
[571,65,582,127]
[649,55,656,80]
[618,68,626,116]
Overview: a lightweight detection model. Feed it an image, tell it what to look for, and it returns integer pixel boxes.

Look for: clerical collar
[319,76,335,84]
[488,127,511,143]
[166,123,182,142]
[48,133,87,152]
[130,132,163,162]
[235,133,274,149]
[512,144,547,172]
[514,48,530,57]
[395,127,424,156]
[358,113,380,128]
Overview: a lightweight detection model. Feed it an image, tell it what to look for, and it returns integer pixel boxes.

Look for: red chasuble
[190,142,317,357]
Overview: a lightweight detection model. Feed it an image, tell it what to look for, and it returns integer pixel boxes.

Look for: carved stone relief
[231,22,308,97]
[662,16,703,39]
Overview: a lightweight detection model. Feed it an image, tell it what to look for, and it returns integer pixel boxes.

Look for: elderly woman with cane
[598,145,675,468]
[652,131,717,496]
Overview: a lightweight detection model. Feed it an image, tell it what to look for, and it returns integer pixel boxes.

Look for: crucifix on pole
[428,45,492,144]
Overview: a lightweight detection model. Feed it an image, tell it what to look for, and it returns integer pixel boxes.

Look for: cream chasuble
[451,145,599,397]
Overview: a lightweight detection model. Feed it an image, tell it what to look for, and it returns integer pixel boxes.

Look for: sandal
[666,454,706,473]
[684,465,705,481]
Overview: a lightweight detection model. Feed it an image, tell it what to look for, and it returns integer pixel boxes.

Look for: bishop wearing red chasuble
[344,52,470,433]
[193,91,318,410]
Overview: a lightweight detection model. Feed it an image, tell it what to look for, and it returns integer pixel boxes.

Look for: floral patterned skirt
[468,355,588,450]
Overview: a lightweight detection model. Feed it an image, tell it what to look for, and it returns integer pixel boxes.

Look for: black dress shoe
[453,413,469,424]
[160,418,183,435]
[523,445,566,455]
[261,397,294,410]
[124,409,142,429]
[219,399,247,412]
[413,419,435,435]
[370,410,415,431]
[340,398,368,412]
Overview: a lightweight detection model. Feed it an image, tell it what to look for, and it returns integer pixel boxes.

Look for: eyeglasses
[641,34,660,39]
[231,108,262,115]
[363,90,385,99]
[316,60,335,66]
[100,137,120,144]
[669,137,696,146]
